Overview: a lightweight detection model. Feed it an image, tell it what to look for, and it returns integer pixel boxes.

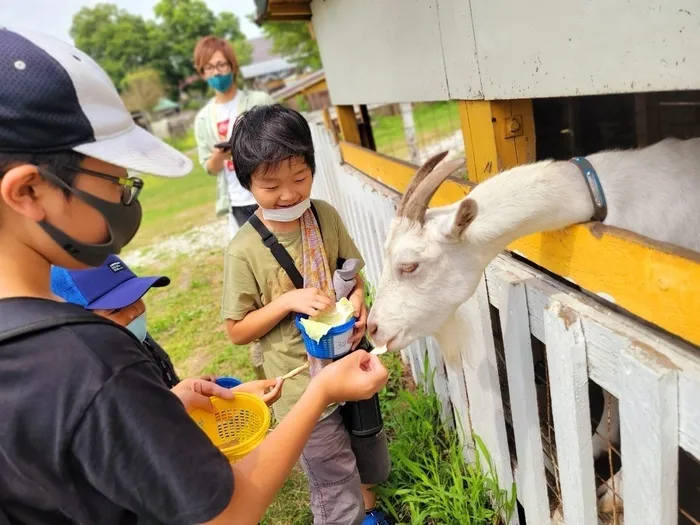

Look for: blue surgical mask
[207,73,234,93]
[126,312,147,343]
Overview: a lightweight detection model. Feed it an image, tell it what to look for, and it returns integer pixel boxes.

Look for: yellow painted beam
[302,79,328,96]
[336,106,361,145]
[339,141,469,208]
[340,140,700,348]
[322,108,338,143]
[510,226,700,348]
[458,100,536,183]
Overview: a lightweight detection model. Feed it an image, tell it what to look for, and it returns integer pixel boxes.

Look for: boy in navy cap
[0,26,387,524]
[51,255,285,403]
[51,254,180,388]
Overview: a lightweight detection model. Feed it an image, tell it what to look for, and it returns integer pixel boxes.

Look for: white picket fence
[310,121,700,525]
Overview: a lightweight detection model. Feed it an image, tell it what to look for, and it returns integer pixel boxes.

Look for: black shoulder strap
[249,214,304,289]
[0,314,115,344]
[310,202,321,233]
[248,203,328,291]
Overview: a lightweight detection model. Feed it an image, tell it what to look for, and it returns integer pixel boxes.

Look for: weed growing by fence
[377,360,517,525]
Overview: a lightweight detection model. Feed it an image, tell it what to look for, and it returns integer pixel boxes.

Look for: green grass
[130,249,252,380]
[128,159,217,251]
[371,102,462,160]
[165,128,197,153]
[377,360,517,524]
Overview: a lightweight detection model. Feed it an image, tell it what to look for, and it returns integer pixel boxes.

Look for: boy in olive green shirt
[221,105,391,525]
[222,198,363,419]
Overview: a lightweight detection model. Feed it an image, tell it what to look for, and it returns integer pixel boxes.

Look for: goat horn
[402,157,466,224]
[396,151,449,216]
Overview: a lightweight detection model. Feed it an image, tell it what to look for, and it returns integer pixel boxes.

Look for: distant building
[152,97,180,118]
[273,69,329,112]
[240,36,298,93]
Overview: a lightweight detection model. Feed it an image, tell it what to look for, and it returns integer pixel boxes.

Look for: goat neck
[463,160,594,249]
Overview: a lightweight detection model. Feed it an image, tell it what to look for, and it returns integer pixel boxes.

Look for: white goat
[367,137,700,517]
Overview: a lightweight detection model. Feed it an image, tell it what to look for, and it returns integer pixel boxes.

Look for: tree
[233,40,253,67]
[70,1,253,96]
[71,3,155,89]
[214,12,253,66]
[213,11,246,42]
[261,21,323,70]
[120,68,165,115]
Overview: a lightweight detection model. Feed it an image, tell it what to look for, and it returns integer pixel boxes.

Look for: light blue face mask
[126,312,147,343]
[206,73,234,93]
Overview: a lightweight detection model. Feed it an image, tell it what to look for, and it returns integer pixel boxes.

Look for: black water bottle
[343,393,384,437]
[339,338,384,437]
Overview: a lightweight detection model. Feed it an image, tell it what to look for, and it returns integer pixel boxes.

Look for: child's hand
[283,288,333,317]
[312,350,388,405]
[211,145,231,161]
[171,377,234,413]
[233,378,284,406]
[350,293,367,350]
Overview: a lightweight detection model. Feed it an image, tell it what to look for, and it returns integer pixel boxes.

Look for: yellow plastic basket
[189,392,271,463]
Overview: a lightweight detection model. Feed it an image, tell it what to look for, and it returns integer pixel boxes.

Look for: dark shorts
[300,409,391,525]
[230,204,258,228]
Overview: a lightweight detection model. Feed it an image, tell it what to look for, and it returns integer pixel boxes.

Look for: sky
[0,0,262,44]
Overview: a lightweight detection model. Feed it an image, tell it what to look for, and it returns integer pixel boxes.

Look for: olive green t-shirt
[221,199,365,421]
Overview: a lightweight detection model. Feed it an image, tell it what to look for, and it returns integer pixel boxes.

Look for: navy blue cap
[0,26,191,177]
[51,255,170,310]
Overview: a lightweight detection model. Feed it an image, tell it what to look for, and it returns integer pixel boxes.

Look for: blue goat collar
[569,156,608,222]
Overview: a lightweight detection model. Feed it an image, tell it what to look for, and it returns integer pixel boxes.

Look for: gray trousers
[300,410,391,525]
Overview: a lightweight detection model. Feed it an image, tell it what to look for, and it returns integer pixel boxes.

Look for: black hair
[0,150,83,191]
[229,104,315,190]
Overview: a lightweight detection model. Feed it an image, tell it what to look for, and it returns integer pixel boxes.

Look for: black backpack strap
[248,214,304,289]
[0,300,128,345]
[0,314,116,344]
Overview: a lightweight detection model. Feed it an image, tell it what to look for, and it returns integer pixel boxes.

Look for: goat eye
[399,263,419,274]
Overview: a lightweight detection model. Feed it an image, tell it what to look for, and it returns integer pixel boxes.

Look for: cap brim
[86,275,170,310]
[73,124,192,178]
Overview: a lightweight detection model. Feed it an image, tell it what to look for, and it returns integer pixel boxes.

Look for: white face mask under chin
[260,198,311,222]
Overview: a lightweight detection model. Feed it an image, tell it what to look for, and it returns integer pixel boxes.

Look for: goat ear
[448,198,478,240]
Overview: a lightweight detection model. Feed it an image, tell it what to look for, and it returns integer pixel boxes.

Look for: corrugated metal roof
[240,57,296,79]
[273,70,325,101]
[153,97,179,112]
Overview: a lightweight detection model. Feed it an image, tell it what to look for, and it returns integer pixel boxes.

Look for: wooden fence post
[399,102,419,165]
[336,105,361,146]
[544,300,598,525]
[620,343,678,524]
[322,107,338,144]
[500,278,551,524]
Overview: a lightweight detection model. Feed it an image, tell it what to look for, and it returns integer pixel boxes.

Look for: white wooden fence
[310,121,700,525]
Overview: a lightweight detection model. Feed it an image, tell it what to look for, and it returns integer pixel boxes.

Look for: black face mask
[37,168,142,266]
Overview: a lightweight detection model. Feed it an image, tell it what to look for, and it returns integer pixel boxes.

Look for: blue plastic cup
[294,314,356,359]
[215,377,242,389]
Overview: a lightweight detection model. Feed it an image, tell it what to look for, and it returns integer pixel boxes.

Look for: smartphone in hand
[215,141,231,151]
